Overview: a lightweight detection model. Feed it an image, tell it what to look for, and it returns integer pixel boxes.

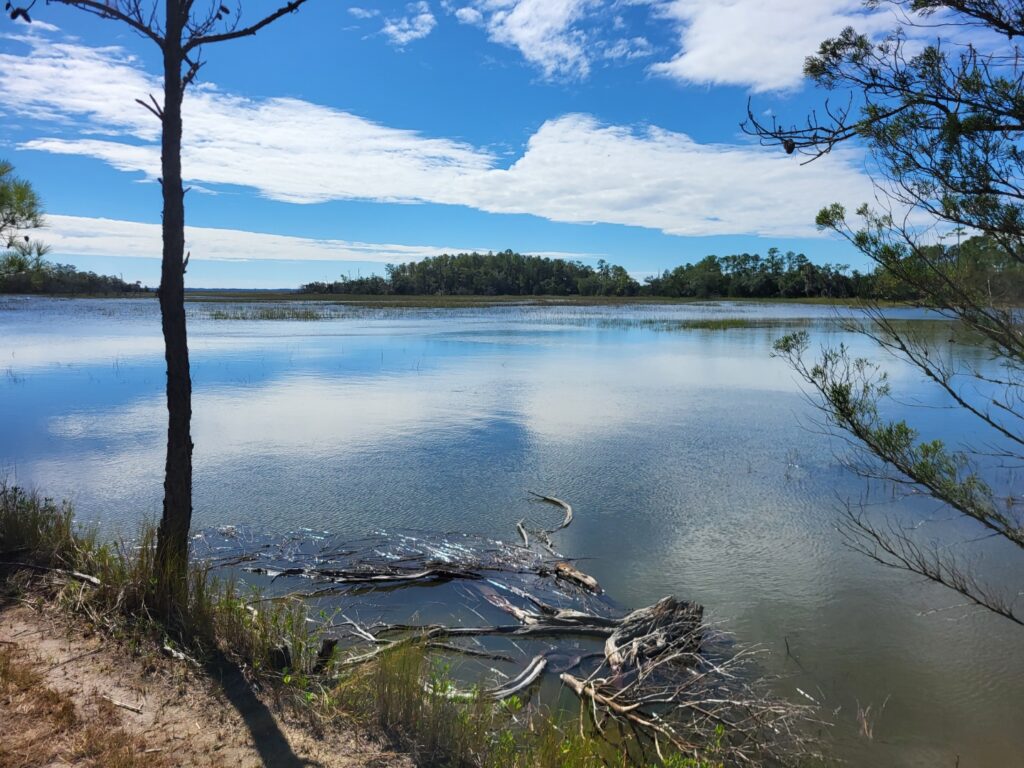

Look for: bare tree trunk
[155,3,192,613]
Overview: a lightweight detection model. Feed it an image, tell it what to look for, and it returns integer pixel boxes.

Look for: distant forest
[0,248,148,295]
[300,240,1016,300]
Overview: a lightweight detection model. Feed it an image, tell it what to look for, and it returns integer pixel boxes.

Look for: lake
[1,295,1021,766]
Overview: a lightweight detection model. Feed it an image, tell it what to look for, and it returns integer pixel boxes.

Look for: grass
[677,318,781,331]
[207,306,327,321]
[0,484,736,768]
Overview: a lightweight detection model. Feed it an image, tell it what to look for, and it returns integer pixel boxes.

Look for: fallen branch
[1,561,101,587]
[102,695,143,714]
[529,491,573,531]
[488,654,548,699]
[515,519,529,548]
[161,644,199,666]
[247,565,482,585]
[561,673,695,754]
[426,642,514,662]
[554,561,601,594]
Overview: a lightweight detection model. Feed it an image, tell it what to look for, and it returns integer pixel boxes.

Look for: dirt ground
[0,601,412,768]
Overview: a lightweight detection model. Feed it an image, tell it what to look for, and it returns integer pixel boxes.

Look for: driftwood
[487,653,547,699]
[606,596,704,672]
[553,561,601,593]
[528,491,573,531]
[202,492,809,764]
[2,561,101,586]
[161,643,199,666]
[247,565,482,585]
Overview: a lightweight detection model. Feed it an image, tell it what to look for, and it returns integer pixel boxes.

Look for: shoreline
[2,291,910,308]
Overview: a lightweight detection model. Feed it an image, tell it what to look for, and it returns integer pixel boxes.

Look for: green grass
[677,318,776,331]
[0,484,743,768]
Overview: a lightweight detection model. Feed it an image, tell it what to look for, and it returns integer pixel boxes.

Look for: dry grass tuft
[0,646,167,768]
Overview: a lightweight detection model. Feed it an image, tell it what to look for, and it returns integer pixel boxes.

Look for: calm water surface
[1,296,1021,766]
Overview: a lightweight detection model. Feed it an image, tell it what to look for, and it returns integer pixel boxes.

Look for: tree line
[0,245,149,295]
[300,242,1014,301]
[302,251,640,297]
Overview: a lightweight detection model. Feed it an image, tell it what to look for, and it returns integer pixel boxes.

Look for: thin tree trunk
[155,5,192,613]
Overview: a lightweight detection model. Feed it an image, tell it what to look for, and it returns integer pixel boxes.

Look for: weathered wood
[247,565,482,585]
[605,596,703,672]
[313,638,338,673]
[2,562,101,587]
[515,519,529,548]
[102,695,143,715]
[528,491,574,531]
[560,673,694,753]
[485,593,618,629]
[487,654,547,699]
[553,561,601,593]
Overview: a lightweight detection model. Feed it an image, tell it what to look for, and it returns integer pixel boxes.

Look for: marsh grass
[208,306,326,320]
[0,485,323,675]
[672,318,816,331]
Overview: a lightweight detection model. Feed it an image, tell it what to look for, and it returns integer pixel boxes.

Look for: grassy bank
[0,485,742,768]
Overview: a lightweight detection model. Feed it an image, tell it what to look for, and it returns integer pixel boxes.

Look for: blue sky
[0,1,901,288]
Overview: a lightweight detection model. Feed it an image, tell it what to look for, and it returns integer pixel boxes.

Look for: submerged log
[487,653,548,699]
[247,565,483,585]
[553,561,601,593]
[528,491,573,531]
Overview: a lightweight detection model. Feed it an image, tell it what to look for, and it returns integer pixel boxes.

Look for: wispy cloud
[601,36,652,61]
[42,214,476,263]
[382,1,437,46]
[3,32,877,238]
[347,6,380,19]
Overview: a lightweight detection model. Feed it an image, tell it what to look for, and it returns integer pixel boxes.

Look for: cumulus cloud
[466,114,875,237]
[453,6,482,25]
[649,0,897,92]
[3,33,877,238]
[443,1,909,92]
[382,1,437,46]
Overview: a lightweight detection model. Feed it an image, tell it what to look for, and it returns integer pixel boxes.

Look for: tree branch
[184,0,308,50]
[46,0,164,46]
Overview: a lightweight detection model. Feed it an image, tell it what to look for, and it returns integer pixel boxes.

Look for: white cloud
[382,1,437,46]
[602,36,652,60]
[453,6,482,25]
[454,0,595,79]
[446,0,897,87]
[40,215,478,264]
[649,0,897,92]
[463,114,875,237]
[11,18,60,32]
[4,33,877,238]
[347,6,379,19]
